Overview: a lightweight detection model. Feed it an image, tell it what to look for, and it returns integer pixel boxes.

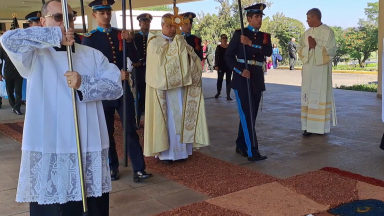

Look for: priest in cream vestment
[297,8,337,135]
[144,13,209,162]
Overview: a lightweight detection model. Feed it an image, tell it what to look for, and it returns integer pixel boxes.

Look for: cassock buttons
[114,61,116,63]
[109,37,112,40]
[113,56,116,59]
[112,46,115,49]
[107,33,109,35]
[110,42,113,44]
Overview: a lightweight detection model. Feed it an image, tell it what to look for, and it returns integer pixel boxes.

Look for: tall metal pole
[61,0,88,214]
[237,0,257,156]
[80,0,87,33]
[122,0,129,167]
[129,0,139,130]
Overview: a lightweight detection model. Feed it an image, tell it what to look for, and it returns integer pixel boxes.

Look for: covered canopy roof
[0,0,202,19]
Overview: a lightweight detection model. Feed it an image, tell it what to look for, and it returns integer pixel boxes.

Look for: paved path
[0,69,383,215]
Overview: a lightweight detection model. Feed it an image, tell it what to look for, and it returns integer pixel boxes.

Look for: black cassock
[30,193,109,216]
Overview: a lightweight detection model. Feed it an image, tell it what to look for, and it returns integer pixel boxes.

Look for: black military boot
[235,147,248,157]
[215,92,220,98]
[226,86,233,100]
[133,170,153,182]
[111,169,120,181]
[248,152,267,161]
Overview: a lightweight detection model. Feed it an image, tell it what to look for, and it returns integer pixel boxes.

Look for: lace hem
[78,75,123,102]
[16,149,111,205]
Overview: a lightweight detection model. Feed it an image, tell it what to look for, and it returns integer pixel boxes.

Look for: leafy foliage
[137,5,173,12]
[329,26,348,66]
[343,23,378,67]
[261,13,305,60]
[193,0,272,43]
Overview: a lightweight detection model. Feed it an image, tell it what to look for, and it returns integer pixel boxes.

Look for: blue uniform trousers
[234,86,262,157]
[103,91,145,173]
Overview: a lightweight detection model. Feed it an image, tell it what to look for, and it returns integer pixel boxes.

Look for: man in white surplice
[0,1,123,215]
[297,8,337,136]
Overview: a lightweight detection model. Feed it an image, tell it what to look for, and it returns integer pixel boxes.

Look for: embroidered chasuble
[144,34,210,157]
[297,24,337,134]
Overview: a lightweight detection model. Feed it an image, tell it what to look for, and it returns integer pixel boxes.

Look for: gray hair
[306,8,322,21]
[161,13,173,25]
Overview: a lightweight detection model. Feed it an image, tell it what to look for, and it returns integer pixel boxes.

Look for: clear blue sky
[177,0,374,28]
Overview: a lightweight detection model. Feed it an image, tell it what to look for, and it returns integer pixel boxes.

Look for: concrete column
[378,0,383,97]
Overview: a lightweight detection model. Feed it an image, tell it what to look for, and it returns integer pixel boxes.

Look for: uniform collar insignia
[97,26,112,33]
[182,32,191,37]
[139,31,148,36]
[247,25,259,32]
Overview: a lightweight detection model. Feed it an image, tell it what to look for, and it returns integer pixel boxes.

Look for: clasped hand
[121,30,134,42]
[65,71,81,89]
[241,69,251,78]
[121,69,130,80]
[240,35,252,46]
[308,36,316,49]
[60,27,75,46]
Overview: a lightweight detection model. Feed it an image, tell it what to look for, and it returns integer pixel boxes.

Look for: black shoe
[227,95,233,100]
[215,92,220,98]
[302,130,312,136]
[133,170,153,182]
[235,148,248,157]
[161,160,173,164]
[14,110,23,115]
[248,153,267,161]
[111,169,120,181]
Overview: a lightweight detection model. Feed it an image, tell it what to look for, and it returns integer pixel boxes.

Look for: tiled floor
[0,69,383,216]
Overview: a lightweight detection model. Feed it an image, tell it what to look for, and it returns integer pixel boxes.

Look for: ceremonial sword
[60,0,88,214]
[237,0,257,157]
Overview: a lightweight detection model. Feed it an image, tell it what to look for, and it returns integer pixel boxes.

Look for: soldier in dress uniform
[130,13,152,124]
[180,12,203,60]
[25,11,42,27]
[82,0,153,182]
[225,3,272,161]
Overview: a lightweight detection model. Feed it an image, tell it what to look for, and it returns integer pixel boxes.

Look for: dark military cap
[88,0,115,10]
[244,3,266,15]
[25,11,41,21]
[137,13,153,22]
[181,12,196,24]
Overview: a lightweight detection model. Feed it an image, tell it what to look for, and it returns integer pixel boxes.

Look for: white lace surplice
[0,26,123,204]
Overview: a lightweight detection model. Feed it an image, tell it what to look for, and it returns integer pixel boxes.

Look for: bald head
[40,0,74,28]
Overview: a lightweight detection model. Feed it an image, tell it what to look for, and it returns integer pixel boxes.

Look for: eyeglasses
[44,13,75,22]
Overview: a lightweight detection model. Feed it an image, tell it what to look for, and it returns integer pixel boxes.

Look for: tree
[364,2,379,25]
[194,0,273,43]
[261,13,305,61]
[343,23,378,67]
[329,26,348,66]
[138,5,173,11]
